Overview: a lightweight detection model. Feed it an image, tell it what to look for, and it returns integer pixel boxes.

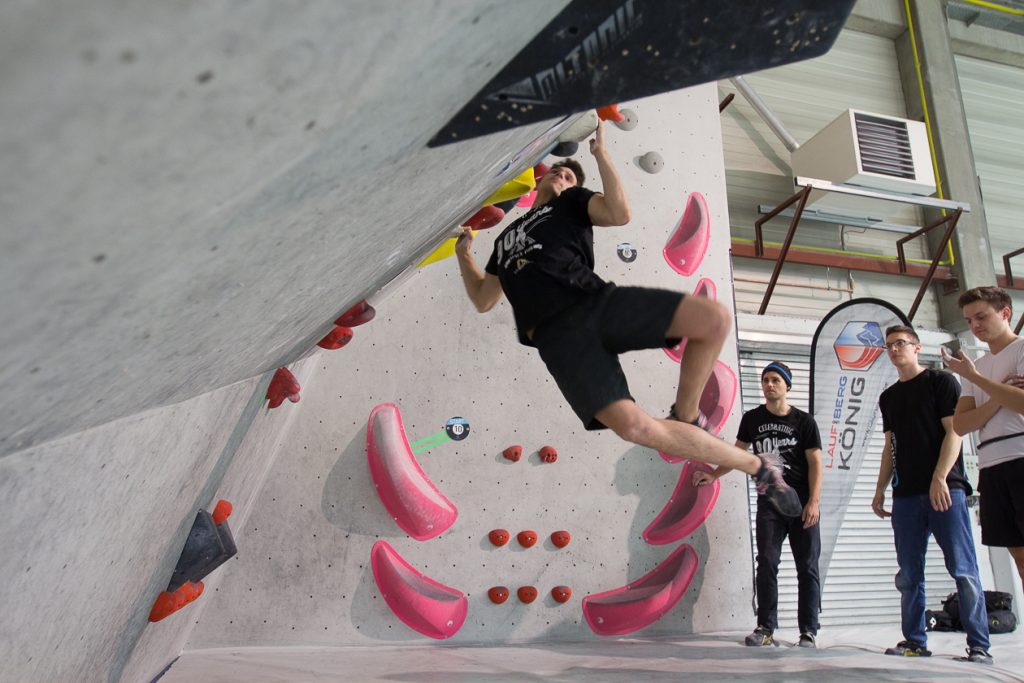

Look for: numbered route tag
[445,417,471,441]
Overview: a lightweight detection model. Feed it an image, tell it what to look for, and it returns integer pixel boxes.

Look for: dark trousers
[755,496,821,634]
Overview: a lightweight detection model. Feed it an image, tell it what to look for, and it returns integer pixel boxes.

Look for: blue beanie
[762,362,793,389]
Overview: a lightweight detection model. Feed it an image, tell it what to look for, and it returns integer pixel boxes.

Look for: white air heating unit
[790,109,936,220]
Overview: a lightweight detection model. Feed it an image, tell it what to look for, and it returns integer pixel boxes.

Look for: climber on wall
[454,118,801,517]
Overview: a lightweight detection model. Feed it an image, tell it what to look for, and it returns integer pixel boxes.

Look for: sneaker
[667,404,710,431]
[798,632,816,648]
[964,646,993,665]
[884,640,931,657]
[752,454,802,517]
[744,626,776,647]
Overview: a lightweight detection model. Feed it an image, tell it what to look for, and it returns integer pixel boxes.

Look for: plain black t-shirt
[485,186,604,345]
[737,404,822,500]
[879,367,971,497]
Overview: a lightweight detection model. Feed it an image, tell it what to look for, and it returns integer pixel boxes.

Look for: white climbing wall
[177,81,754,652]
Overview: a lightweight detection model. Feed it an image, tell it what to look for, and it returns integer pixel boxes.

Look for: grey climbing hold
[638,151,664,174]
[558,109,599,142]
[551,141,578,157]
[614,108,638,131]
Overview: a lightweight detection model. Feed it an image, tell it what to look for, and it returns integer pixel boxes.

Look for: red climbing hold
[488,529,510,547]
[317,326,354,350]
[551,586,573,603]
[148,591,178,622]
[266,368,300,409]
[517,586,538,604]
[550,530,571,548]
[147,581,205,622]
[488,586,510,604]
[212,500,233,526]
[539,446,558,463]
[502,445,522,462]
[335,300,375,327]
[465,205,505,231]
[534,162,550,180]
[597,104,625,123]
[517,530,538,548]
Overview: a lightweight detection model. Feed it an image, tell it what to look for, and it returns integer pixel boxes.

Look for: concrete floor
[161,624,1024,682]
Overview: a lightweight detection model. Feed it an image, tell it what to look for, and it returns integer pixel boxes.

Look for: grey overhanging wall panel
[955,54,1024,315]
[737,347,955,628]
[722,29,942,326]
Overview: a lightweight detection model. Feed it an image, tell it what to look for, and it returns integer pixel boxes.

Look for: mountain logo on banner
[833,321,887,371]
[811,300,910,588]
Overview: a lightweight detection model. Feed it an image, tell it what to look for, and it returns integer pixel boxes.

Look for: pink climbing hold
[366,403,458,540]
[693,277,717,300]
[335,300,375,327]
[516,190,536,208]
[465,205,505,230]
[699,360,738,436]
[664,338,688,364]
[663,278,716,363]
[659,360,738,462]
[663,192,710,277]
[317,326,354,350]
[582,543,699,636]
[370,540,468,639]
[643,461,720,545]
[266,368,300,409]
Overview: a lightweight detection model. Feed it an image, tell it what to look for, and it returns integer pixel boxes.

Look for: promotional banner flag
[810,298,910,586]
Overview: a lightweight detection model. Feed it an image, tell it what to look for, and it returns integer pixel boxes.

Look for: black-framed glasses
[885,339,916,351]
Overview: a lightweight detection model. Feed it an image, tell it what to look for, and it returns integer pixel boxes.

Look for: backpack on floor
[925,608,959,632]
[941,591,1016,633]
[985,590,1014,612]
[988,609,1017,634]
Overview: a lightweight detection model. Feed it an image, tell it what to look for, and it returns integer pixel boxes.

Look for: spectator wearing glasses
[873,324,991,664]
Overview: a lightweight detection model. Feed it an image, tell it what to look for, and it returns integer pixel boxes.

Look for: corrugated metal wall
[955,54,1024,315]
[722,29,941,326]
[737,347,956,629]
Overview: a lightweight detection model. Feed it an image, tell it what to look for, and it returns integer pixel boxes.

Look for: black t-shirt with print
[737,405,822,500]
[485,186,603,345]
[879,368,971,497]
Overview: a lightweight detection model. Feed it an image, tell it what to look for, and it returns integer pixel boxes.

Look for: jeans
[891,489,990,649]
[755,496,821,634]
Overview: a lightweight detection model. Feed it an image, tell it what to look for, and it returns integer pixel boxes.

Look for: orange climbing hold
[488,529,511,547]
[550,530,571,548]
[148,581,205,622]
[266,368,300,409]
[488,586,510,604]
[539,446,558,463]
[551,586,573,603]
[502,445,522,462]
[597,104,625,123]
[212,499,233,526]
[335,300,375,327]
[517,586,538,604]
[464,205,505,231]
[517,530,538,548]
[317,326,354,350]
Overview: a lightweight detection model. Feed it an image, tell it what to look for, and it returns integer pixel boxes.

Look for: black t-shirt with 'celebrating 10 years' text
[737,404,822,501]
